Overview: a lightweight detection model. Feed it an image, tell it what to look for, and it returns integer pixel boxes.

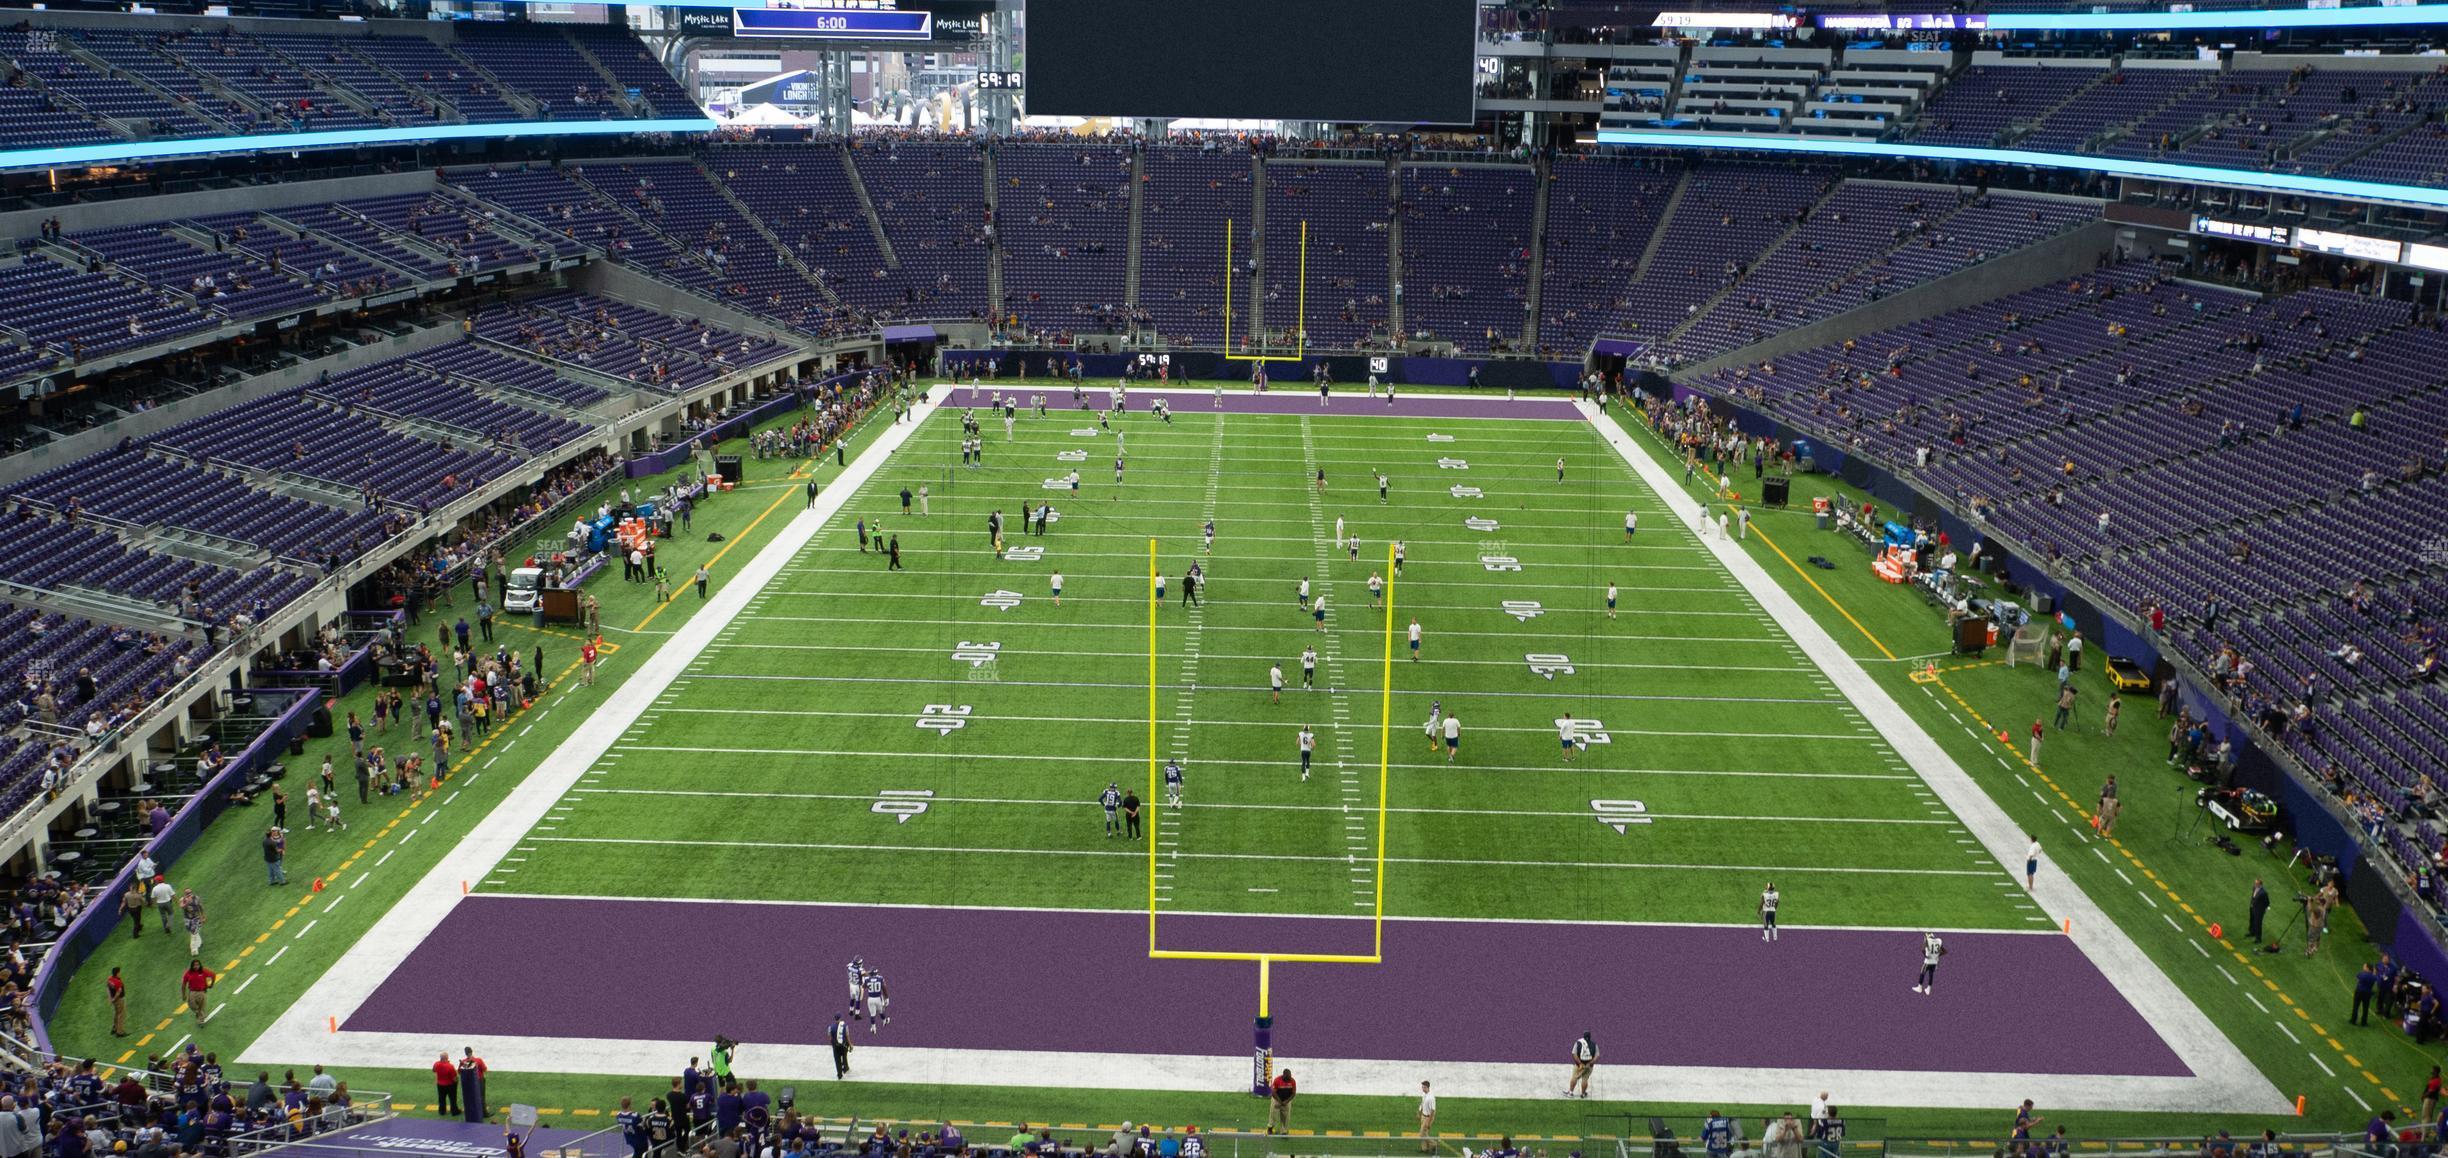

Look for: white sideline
[1578,401,2290,1114]
[239,394,943,1068]
[241,395,2289,1115]
[248,1028,2259,1112]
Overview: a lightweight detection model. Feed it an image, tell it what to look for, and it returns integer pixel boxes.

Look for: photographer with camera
[2305,880,2339,957]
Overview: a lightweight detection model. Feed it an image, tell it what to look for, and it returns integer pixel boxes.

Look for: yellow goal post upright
[1220,218,1310,365]
[1145,539,1395,1094]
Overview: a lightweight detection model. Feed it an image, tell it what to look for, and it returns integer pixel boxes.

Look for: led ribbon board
[1988,2,2448,29]
[0,118,720,173]
[1593,130,2448,211]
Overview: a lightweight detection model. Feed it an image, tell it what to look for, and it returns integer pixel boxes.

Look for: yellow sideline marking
[631,459,816,635]
[1743,519,1897,661]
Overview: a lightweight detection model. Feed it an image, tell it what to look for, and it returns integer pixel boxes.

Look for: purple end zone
[946,386,1585,422]
[349,898,2186,1077]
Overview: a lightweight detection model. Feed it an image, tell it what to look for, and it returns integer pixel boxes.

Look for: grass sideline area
[35,379,2434,1144]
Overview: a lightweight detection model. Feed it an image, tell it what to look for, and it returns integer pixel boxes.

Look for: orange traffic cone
[309,877,325,893]
[1997,729,2011,744]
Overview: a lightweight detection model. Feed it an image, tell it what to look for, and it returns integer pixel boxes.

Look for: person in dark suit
[2248,879,2270,944]
[829,1015,852,1079]
[664,1079,692,1149]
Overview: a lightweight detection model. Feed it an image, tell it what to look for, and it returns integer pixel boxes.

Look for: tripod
[2172,785,2211,845]
[2266,897,2307,954]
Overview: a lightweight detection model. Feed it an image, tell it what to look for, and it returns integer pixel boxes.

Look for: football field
[246,387,2284,1114]
[476,391,2027,930]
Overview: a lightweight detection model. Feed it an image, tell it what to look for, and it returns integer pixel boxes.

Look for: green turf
[496,403,2025,933]
[35,380,2439,1142]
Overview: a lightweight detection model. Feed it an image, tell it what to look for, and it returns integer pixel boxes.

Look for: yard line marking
[528,835,1998,877]
[739,614,1794,646]
[376,850,396,866]
[295,919,318,939]
[351,873,369,889]
[775,578,1741,605]
[230,975,258,997]
[602,745,1906,779]
[2307,1052,2335,1078]
[579,786,1953,826]
[689,673,1842,711]
[266,945,289,967]
[324,894,347,914]
[672,705,1801,739]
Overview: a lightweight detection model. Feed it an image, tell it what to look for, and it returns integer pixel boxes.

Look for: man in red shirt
[180,958,215,1024]
[433,1053,459,1118]
[106,966,127,1036]
[1267,1069,1297,1135]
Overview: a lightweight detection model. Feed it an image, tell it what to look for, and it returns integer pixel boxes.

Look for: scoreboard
[1026,0,1477,124]
[726,0,989,42]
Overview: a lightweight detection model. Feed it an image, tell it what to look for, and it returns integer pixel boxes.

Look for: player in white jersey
[1270,663,1285,704]
[1759,883,1780,941]
[1163,760,1184,807]
[1606,583,1619,620]
[1558,714,1581,763]
[847,958,865,1018]
[1300,646,1318,689]
[1297,577,1311,610]
[1297,726,1315,781]
[1624,510,1638,542]
[1423,701,1443,754]
[1368,572,1384,609]
[862,968,890,1030]
[1912,933,1944,994]
[1335,517,1346,550]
